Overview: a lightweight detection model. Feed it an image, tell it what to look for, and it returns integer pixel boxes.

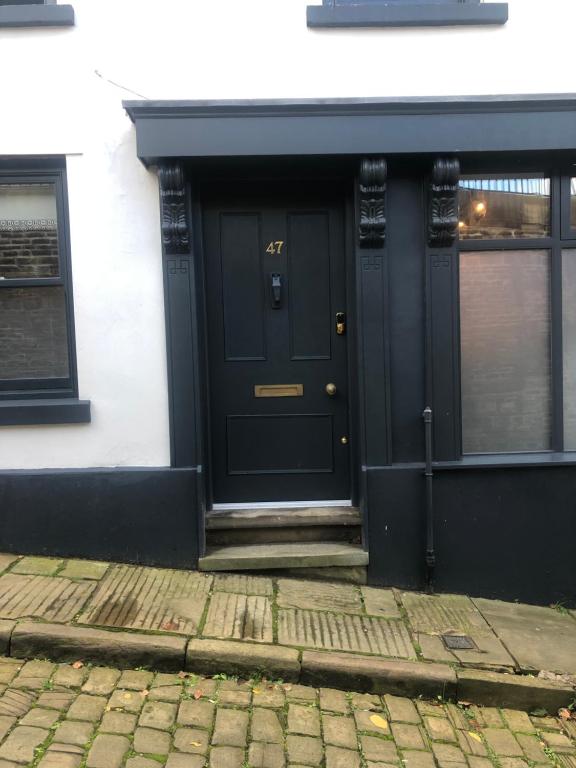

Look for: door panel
[227,414,334,474]
[203,186,350,503]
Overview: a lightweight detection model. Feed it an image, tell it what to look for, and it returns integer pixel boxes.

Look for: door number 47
[266,240,285,255]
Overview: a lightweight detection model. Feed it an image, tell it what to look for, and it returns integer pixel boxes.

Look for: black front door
[203,184,350,503]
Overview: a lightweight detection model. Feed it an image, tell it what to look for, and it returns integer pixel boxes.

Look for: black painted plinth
[0,467,199,569]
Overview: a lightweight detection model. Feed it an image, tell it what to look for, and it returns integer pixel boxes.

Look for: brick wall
[0,226,68,381]
[0,227,59,278]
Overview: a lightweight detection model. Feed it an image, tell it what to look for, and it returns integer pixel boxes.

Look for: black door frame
[189,164,363,552]
[156,156,389,558]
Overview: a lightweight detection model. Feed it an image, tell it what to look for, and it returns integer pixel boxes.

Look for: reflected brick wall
[0,227,59,278]
[0,226,68,381]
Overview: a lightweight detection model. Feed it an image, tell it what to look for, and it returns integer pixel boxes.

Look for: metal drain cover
[442,634,477,650]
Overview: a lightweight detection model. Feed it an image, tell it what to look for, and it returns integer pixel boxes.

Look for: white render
[0,0,573,469]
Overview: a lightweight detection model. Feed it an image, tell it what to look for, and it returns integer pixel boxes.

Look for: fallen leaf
[190,741,202,747]
[193,689,203,700]
[141,690,150,697]
[253,688,261,695]
[178,671,189,679]
[468,732,482,742]
[123,693,133,700]
[72,661,84,669]
[161,620,181,631]
[370,715,389,730]
[559,708,572,720]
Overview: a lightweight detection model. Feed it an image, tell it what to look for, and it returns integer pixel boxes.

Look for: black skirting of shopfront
[2,95,576,607]
[0,468,199,569]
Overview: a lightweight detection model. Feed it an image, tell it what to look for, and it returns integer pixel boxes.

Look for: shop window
[459,176,550,240]
[455,172,576,457]
[460,249,552,453]
[0,163,89,425]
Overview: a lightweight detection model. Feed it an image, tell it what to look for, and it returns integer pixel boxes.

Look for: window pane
[0,286,69,380]
[460,250,551,453]
[459,176,550,240]
[0,184,60,278]
[570,179,576,229]
[562,249,576,449]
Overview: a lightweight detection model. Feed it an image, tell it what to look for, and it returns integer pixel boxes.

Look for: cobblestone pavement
[0,656,573,768]
[0,554,574,677]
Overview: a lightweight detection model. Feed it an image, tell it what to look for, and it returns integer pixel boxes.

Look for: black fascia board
[123,95,576,165]
[306,2,508,28]
[0,4,74,27]
[0,399,90,426]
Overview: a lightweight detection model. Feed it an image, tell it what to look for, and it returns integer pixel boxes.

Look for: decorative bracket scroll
[358,158,387,248]
[428,158,460,248]
[158,163,190,255]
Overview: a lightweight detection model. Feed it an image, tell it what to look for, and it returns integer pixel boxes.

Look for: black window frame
[0,160,89,426]
[0,0,74,27]
[431,164,576,465]
[307,0,508,29]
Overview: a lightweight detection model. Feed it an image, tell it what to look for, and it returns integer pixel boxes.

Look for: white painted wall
[0,0,573,469]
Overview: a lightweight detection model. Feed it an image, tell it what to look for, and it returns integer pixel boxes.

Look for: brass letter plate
[254,384,304,398]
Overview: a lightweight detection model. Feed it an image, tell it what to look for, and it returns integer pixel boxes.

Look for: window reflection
[570,179,576,229]
[459,176,550,239]
[460,250,552,453]
[0,286,69,380]
[0,184,60,279]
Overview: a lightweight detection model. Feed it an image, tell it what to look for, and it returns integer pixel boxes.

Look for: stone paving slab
[79,565,213,635]
[278,608,416,657]
[474,599,576,674]
[277,579,364,614]
[202,592,273,643]
[0,575,95,623]
[402,592,516,670]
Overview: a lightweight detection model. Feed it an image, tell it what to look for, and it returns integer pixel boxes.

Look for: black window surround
[307,0,508,29]
[0,0,74,28]
[428,163,576,467]
[0,160,89,426]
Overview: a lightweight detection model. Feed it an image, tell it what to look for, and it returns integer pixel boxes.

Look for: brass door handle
[325,383,337,396]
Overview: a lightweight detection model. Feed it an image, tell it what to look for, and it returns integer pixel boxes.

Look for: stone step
[198,542,369,572]
[206,505,361,529]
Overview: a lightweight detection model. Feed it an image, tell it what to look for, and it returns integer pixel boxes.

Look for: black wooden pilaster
[356,159,391,468]
[426,158,461,461]
[158,163,198,469]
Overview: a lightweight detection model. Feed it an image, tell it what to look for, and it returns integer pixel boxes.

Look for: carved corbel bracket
[359,158,387,248]
[428,158,460,248]
[158,163,190,255]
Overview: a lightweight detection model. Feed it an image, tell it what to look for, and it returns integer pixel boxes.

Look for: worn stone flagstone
[79,565,212,634]
[213,573,273,596]
[277,579,364,614]
[59,560,110,581]
[361,586,401,618]
[0,573,95,622]
[202,592,273,642]
[473,598,576,674]
[402,592,492,634]
[278,608,415,657]
[11,557,63,576]
[402,591,515,669]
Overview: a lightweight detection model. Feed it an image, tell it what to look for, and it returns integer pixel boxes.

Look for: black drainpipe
[423,406,435,592]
